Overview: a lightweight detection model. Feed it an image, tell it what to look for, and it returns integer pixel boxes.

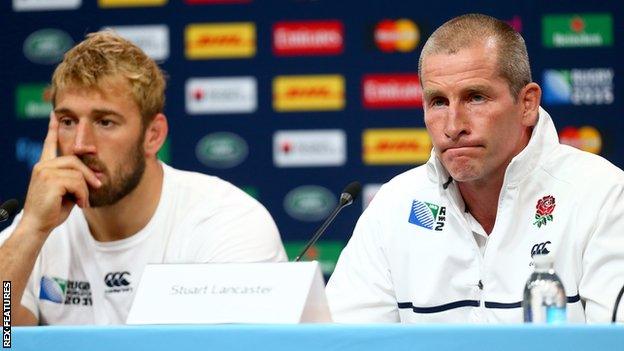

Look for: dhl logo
[185,23,255,59]
[195,35,242,45]
[273,75,344,112]
[99,0,167,7]
[285,87,331,98]
[363,129,431,165]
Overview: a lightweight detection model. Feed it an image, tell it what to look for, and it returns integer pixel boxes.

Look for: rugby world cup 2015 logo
[39,276,67,303]
[408,200,446,231]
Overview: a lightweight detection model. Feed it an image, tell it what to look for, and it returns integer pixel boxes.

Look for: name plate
[126,261,331,324]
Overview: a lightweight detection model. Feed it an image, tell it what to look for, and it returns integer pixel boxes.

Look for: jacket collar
[426,107,560,190]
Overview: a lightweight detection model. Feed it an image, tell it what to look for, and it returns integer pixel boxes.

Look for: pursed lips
[442,144,484,153]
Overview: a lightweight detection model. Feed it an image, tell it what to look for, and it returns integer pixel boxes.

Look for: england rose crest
[533,195,555,228]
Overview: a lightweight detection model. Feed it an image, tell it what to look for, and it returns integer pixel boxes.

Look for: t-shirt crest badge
[533,195,556,228]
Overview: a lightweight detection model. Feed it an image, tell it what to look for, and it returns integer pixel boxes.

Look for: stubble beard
[81,140,146,207]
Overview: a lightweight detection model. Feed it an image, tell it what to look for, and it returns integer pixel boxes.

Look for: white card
[126,261,331,324]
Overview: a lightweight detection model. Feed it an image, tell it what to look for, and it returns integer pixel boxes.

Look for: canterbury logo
[104,272,131,287]
[531,241,551,257]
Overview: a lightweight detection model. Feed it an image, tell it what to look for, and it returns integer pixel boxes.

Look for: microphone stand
[294,193,354,262]
[612,282,624,323]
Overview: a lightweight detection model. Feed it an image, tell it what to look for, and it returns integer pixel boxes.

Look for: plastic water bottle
[522,254,567,323]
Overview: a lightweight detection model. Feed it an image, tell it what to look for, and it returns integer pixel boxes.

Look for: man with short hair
[326,14,624,323]
[0,31,287,325]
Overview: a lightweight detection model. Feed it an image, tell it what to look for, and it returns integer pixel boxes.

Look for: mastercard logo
[374,19,420,53]
[558,126,602,154]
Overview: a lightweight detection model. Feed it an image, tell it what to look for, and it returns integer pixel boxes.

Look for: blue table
[10,324,624,351]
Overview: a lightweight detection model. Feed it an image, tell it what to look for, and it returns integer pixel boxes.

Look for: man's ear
[519,83,542,127]
[143,113,168,158]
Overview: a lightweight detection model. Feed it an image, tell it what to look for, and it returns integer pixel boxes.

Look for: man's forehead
[54,76,134,105]
[420,47,502,88]
[421,38,499,70]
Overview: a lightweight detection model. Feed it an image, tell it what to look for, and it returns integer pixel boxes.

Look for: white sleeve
[0,212,20,247]
[182,199,287,263]
[579,184,624,322]
[325,201,400,323]
[0,213,40,320]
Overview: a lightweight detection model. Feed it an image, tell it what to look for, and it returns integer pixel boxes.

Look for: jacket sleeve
[579,183,624,322]
[325,197,400,322]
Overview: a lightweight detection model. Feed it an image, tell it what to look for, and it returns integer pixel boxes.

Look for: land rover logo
[284,185,336,221]
[23,29,73,64]
[195,132,248,168]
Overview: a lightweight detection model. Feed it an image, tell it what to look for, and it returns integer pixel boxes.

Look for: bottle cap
[532,253,554,268]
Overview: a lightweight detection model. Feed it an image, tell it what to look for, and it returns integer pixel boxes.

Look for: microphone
[612,282,624,323]
[0,199,20,222]
[294,181,361,262]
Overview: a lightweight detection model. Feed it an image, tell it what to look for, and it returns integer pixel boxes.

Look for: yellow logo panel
[98,0,167,7]
[186,23,256,59]
[363,129,431,165]
[273,75,345,112]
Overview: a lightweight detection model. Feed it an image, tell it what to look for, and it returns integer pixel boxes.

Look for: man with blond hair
[0,31,286,325]
[326,14,624,323]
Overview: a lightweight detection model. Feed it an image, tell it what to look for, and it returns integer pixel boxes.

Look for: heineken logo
[23,29,73,64]
[408,200,446,231]
[16,83,53,118]
[570,16,585,33]
[195,132,248,169]
[542,13,612,48]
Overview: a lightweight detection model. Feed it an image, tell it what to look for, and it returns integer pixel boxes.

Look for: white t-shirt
[0,163,287,325]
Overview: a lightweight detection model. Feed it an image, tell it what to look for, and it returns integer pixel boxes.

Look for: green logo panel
[16,83,52,119]
[542,13,612,48]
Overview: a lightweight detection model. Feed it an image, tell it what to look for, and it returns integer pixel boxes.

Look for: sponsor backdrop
[1,0,622,275]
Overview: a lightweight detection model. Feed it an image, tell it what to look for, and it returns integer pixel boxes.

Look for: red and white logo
[186,77,257,114]
[273,130,346,167]
[102,25,169,61]
[362,74,422,109]
[273,20,344,56]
